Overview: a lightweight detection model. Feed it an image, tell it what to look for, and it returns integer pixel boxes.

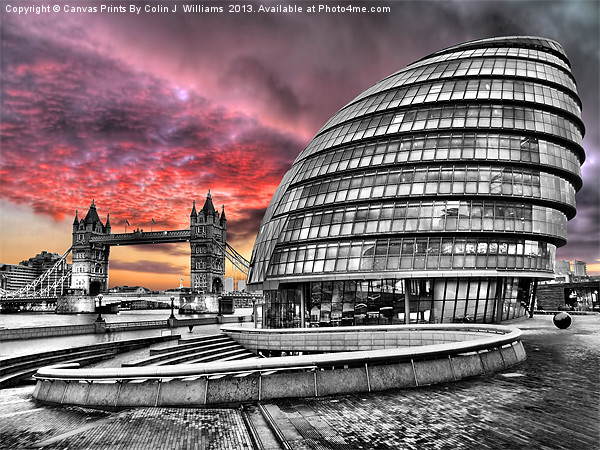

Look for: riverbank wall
[0,315,252,341]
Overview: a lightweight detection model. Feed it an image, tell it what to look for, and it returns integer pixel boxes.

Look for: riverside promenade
[0,314,598,449]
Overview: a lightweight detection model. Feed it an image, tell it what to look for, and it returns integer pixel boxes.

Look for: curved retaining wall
[221,324,510,353]
[33,324,526,409]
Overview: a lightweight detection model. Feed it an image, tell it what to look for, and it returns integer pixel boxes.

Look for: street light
[170,295,176,319]
[96,294,104,322]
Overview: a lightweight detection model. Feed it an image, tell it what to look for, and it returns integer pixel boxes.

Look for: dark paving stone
[270,315,600,450]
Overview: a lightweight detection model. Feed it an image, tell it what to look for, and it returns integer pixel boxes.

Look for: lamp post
[252,297,257,329]
[170,295,176,319]
[96,294,104,322]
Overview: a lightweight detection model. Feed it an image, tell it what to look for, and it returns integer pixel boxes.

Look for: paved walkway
[0,314,598,449]
[0,323,226,359]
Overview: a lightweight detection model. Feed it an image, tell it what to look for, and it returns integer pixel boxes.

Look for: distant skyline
[1,0,599,289]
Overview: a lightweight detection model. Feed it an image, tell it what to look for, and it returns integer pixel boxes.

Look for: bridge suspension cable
[212,239,249,276]
[2,247,73,299]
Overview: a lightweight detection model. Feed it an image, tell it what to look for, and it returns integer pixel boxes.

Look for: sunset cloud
[1,1,598,287]
[0,17,302,253]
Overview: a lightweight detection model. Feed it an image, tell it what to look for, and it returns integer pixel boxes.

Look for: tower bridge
[0,192,250,309]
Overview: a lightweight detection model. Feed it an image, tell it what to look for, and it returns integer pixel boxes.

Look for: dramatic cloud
[1,0,598,287]
[0,17,302,238]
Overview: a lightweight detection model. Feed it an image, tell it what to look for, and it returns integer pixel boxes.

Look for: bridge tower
[70,200,111,295]
[190,191,226,294]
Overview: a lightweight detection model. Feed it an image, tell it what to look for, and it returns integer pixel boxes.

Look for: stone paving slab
[0,389,253,450]
[269,315,600,450]
[36,408,253,450]
[0,386,111,449]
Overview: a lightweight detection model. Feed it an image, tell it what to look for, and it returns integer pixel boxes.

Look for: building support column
[530,279,538,318]
[300,285,306,328]
[404,279,410,325]
[494,277,505,324]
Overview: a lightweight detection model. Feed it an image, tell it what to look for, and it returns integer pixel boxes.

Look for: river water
[0,308,252,329]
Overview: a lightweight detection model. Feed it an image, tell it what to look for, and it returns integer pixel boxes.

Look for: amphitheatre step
[0,335,180,390]
[0,334,180,369]
[124,333,257,367]
[162,347,258,365]
[150,338,232,356]
[137,343,244,366]
[0,351,116,389]
[177,333,231,345]
[122,342,245,367]
[0,347,118,377]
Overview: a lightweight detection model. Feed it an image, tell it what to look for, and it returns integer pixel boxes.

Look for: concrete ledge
[0,324,96,341]
[33,324,526,409]
[221,324,511,353]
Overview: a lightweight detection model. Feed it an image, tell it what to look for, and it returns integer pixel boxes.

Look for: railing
[106,320,169,330]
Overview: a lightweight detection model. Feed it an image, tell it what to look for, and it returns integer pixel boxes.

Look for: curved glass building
[248,36,585,328]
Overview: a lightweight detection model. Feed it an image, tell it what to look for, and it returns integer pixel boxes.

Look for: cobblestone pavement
[270,315,600,450]
[0,315,597,449]
[0,387,253,449]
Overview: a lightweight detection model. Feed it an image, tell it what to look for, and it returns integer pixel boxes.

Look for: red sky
[1,1,599,288]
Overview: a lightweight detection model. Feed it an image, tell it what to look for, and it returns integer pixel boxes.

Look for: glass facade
[248,36,585,327]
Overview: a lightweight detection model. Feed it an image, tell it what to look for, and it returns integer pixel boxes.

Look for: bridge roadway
[90,229,191,246]
[0,292,178,305]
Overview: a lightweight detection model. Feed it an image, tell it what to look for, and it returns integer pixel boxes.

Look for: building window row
[435,36,567,61]
[323,77,580,132]
[300,103,582,162]
[400,46,570,74]
[277,166,575,217]
[268,237,555,277]
[352,56,577,109]
[264,276,532,328]
[293,134,581,183]
[281,201,566,243]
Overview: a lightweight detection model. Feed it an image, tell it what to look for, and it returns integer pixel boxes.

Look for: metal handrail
[106,320,169,329]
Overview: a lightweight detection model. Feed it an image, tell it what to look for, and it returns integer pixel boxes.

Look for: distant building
[0,251,71,292]
[555,260,571,275]
[109,285,152,294]
[554,260,572,283]
[0,264,38,291]
[573,260,587,278]
[237,280,247,292]
[225,276,234,292]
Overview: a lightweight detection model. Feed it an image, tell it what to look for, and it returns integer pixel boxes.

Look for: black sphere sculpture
[553,312,572,329]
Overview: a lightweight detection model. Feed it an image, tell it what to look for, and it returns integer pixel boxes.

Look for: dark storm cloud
[222,56,303,120]
[226,207,268,244]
